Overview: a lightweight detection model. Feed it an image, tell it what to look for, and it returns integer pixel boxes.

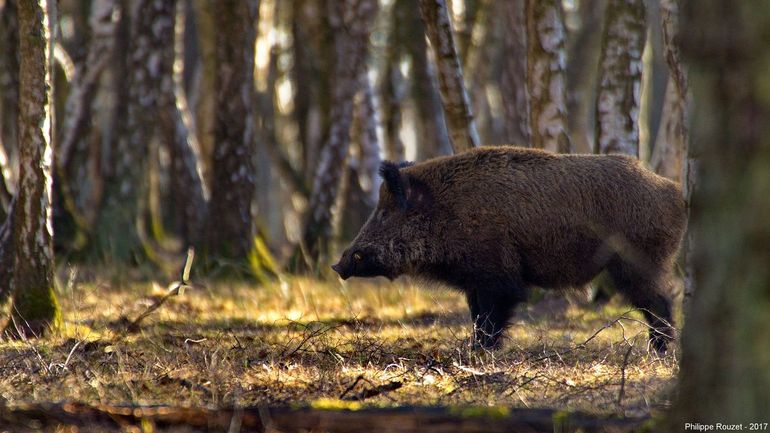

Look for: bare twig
[617,343,634,408]
[340,376,403,401]
[125,248,196,333]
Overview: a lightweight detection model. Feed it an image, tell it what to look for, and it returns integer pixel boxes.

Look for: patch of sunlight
[310,398,363,411]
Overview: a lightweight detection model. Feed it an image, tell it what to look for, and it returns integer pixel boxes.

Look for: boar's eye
[353,251,363,262]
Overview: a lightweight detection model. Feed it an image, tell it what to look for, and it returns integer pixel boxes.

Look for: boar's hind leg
[469,288,527,350]
[607,259,675,354]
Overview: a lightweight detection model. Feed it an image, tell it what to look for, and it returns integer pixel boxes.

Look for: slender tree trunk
[650,0,688,183]
[299,0,378,268]
[340,75,381,241]
[201,0,260,264]
[657,0,694,305]
[4,0,60,338]
[594,0,646,156]
[671,0,770,424]
[192,0,216,189]
[498,0,531,147]
[161,0,207,248]
[649,80,685,180]
[91,0,174,263]
[55,0,116,250]
[291,0,315,178]
[404,0,451,160]
[566,0,605,154]
[57,0,115,173]
[380,0,406,162]
[525,0,572,153]
[419,0,479,153]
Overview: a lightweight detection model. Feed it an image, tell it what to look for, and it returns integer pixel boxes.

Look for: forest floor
[0,273,678,429]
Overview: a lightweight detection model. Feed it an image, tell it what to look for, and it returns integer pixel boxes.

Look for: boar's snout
[331,261,351,280]
[331,249,354,280]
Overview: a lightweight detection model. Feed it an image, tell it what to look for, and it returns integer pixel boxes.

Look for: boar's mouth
[331,250,397,281]
[331,262,351,280]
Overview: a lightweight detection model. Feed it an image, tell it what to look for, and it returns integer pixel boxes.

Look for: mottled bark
[650,81,685,180]
[650,0,687,183]
[91,0,175,263]
[499,0,531,146]
[672,0,770,423]
[161,0,207,248]
[419,0,479,153]
[338,76,381,242]
[201,0,260,263]
[57,0,116,172]
[353,75,381,209]
[300,0,378,267]
[566,0,605,153]
[4,0,60,338]
[594,0,646,156]
[403,0,450,160]
[658,0,694,305]
[525,0,571,153]
[55,0,116,246]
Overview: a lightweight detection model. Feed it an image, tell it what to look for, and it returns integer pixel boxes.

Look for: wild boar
[332,146,686,353]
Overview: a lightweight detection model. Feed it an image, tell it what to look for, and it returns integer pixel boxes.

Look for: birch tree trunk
[594,0,646,156]
[380,0,406,162]
[525,0,571,153]
[672,0,770,424]
[566,0,605,154]
[499,0,531,147]
[161,0,207,248]
[201,0,262,269]
[55,0,116,250]
[650,0,688,183]
[4,0,60,338]
[419,0,479,153]
[299,0,378,268]
[90,0,174,263]
[657,0,693,305]
[404,0,450,160]
[193,0,216,188]
[57,0,115,173]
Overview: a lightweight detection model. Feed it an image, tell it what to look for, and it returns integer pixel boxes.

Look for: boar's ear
[379,161,409,209]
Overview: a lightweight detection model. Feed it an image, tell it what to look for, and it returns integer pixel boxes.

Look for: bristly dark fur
[379,161,409,209]
[337,146,687,353]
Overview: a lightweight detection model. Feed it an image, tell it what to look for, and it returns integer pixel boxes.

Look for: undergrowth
[0,273,678,418]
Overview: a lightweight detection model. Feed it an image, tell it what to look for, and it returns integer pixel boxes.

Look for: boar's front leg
[469,287,526,350]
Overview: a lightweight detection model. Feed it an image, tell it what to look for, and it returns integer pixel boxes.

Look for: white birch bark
[594,0,646,156]
[301,0,378,265]
[419,0,479,153]
[526,0,571,153]
[5,0,60,337]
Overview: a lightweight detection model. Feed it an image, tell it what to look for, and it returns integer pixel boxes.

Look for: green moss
[5,283,61,337]
[248,235,279,284]
[310,398,363,411]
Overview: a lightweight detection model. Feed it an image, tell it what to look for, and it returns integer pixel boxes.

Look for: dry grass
[0,273,678,418]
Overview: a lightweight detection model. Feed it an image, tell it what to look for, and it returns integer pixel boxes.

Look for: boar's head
[332,161,434,280]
